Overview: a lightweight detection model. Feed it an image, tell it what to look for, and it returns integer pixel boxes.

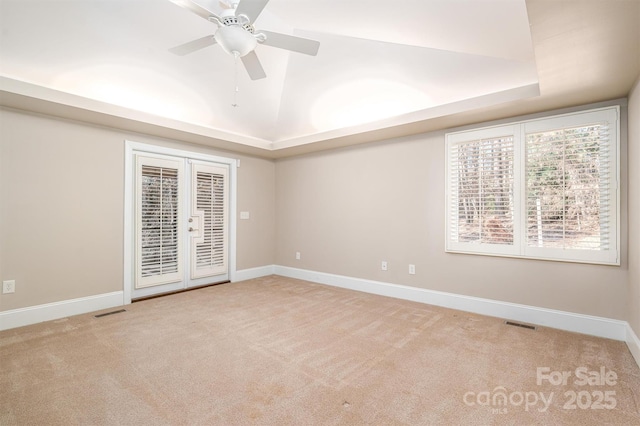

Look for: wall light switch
[240,211,250,220]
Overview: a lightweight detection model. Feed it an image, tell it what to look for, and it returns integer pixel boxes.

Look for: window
[446,106,619,265]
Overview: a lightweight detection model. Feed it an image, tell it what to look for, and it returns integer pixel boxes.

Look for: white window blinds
[446,106,619,265]
[526,124,611,250]
[190,163,228,279]
[135,156,184,288]
[449,135,515,246]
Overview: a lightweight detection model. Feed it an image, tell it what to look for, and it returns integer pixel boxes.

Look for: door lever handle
[188,227,194,232]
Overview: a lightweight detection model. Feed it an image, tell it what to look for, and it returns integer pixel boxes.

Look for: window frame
[445,106,620,265]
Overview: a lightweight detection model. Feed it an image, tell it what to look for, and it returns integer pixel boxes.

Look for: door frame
[123,140,238,304]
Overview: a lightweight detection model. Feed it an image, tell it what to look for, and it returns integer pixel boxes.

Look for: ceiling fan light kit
[214,25,258,57]
[169,0,320,81]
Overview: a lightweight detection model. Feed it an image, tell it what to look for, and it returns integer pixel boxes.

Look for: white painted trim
[273,266,629,341]
[626,324,640,370]
[0,292,123,331]
[228,161,238,283]
[125,141,239,165]
[123,141,134,305]
[233,265,275,282]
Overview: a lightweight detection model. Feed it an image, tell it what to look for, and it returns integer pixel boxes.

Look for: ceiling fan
[169,0,320,80]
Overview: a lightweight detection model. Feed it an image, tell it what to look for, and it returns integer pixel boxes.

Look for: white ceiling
[0,0,638,158]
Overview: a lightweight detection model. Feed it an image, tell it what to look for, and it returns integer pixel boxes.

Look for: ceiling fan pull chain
[232,51,240,107]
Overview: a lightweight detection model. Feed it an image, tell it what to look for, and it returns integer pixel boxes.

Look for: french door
[132,152,230,299]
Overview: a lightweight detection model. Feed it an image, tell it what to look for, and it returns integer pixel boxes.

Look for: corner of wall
[627,74,640,342]
[627,323,640,369]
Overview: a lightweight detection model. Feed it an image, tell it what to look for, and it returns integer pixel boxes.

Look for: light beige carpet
[1,275,639,425]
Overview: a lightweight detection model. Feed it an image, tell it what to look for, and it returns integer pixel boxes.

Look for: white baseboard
[3,268,639,371]
[0,291,124,331]
[626,324,640,369]
[233,265,276,282]
[0,263,277,332]
[273,265,629,342]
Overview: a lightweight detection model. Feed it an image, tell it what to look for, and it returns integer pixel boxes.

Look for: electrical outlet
[2,280,15,294]
[381,261,388,271]
[296,251,301,260]
[409,264,416,275]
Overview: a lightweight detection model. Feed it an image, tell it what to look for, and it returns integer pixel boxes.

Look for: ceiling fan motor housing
[214,9,259,57]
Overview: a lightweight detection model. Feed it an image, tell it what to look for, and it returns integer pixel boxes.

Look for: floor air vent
[95,309,126,318]
[505,320,537,330]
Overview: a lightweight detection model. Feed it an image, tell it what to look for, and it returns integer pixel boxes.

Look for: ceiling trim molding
[272,83,540,150]
[0,77,274,156]
[1,76,542,159]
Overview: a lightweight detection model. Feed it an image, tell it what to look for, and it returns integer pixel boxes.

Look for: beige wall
[628,75,640,335]
[0,96,634,324]
[0,108,275,312]
[275,105,629,320]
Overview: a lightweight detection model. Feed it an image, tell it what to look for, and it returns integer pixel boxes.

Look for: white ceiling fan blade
[169,35,217,55]
[235,0,270,22]
[260,30,320,56]
[169,0,219,21]
[241,51,267,80]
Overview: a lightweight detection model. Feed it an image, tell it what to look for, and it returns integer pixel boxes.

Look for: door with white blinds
[133,153,229,299]
[187,162,229,287]
[135,155,184,292]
